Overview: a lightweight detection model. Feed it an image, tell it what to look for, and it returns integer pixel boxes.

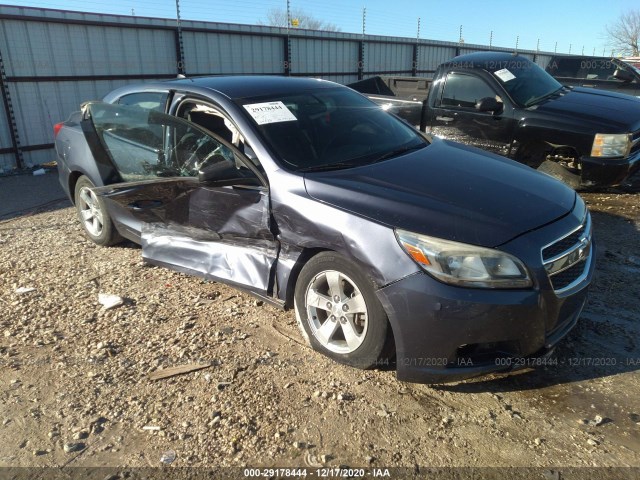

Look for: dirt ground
[0,171,639,476]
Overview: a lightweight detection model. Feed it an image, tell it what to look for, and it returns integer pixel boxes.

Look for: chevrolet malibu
[54,76,595,383]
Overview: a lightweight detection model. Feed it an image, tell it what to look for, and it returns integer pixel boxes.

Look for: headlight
[591,133,631,158]
[395,229,532,288]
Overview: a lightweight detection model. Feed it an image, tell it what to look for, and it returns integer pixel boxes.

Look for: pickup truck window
[547,58,582,78]
[440,73,497,108]
[492,62,562,107]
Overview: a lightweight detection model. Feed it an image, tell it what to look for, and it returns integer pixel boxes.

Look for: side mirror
[613,68,634,83]
[198,157,261,187]
[476,97,503,113]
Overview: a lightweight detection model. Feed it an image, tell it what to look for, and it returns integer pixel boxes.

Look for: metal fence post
[174,0,186,74]
[0,43,23,169]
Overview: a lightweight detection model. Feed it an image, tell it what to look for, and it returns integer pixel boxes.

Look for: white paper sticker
[243,101,297,125]
[494,68,516,82]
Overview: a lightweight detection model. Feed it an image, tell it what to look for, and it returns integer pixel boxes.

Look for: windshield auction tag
[494,68,516,82]
[243,101,297,125]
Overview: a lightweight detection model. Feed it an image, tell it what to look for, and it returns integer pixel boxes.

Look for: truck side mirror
[613,68,634,83]
[476,97,503,113]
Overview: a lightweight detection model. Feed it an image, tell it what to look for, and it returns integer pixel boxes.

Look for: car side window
[440,73,498,109]
[85,103,250,182]
[176,100,265,174]
[116,92,169,112]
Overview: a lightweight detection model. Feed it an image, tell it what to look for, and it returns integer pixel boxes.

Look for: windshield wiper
[299,143,426,172]
[299,162,359,173]
[371,143,426,163]
[525,86,564,107]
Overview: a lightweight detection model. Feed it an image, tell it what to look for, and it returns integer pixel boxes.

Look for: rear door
[81,102,277,294]
[428,72,516,157]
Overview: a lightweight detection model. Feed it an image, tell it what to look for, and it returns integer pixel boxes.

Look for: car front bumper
[376,201,595,384]
[580,150,640,187]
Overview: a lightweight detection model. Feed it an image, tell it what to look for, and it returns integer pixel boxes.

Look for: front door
[81,102,277,294]
[429,72,516,157]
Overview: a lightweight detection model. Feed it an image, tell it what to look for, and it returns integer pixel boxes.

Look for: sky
[7,0,638,55]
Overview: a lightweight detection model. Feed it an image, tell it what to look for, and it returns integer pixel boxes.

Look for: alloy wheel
[304,269,369,354]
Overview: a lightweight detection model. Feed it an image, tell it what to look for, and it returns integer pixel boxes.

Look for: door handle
[436,116,454,122]
[128,200,163,210]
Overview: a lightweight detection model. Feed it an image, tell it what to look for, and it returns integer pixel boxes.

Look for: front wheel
[294,252,393,369]
[74,175,121,246]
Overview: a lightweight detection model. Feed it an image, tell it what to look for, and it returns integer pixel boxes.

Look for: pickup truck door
[81,102,277,295]
[428,72,517,156]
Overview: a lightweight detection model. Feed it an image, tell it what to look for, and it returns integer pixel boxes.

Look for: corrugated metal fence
[0,5,557,171]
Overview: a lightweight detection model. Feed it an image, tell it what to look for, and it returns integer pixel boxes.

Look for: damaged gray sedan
[55,76,594,383]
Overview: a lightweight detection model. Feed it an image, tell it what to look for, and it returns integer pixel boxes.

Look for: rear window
[547,57,617,80]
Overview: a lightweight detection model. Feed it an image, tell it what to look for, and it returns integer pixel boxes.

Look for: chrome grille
[542,213,592,294]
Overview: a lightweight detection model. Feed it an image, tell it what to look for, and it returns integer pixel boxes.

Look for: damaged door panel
[83,102,277,295]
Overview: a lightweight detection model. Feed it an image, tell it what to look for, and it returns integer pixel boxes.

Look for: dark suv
[546,55,640,97]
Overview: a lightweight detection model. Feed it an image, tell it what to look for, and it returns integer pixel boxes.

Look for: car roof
[443,51,532,69]
[159,75,340,99]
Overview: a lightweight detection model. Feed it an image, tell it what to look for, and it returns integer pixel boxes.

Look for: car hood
[304,139,576,247]
[532,87,640,132]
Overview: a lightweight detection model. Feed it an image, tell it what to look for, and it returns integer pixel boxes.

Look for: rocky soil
[0,177,639,473]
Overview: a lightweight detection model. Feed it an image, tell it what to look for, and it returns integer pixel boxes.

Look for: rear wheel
[294,252,393,369]
[74,176,121,246]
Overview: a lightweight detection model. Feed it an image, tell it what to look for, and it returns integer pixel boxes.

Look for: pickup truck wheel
[74,176,122,246]
[536,160,582,190]
[516,142,582,189]
[294,252,393,369]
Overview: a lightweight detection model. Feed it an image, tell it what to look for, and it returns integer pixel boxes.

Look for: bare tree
[606,10,640,56]
[259,8,340,32]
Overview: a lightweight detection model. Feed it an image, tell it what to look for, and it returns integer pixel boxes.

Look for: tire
[74,175,122,246]
[294,252,393,369]
[516,142,582,190]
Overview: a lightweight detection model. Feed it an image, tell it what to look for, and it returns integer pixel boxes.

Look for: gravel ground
[0,175,639,471]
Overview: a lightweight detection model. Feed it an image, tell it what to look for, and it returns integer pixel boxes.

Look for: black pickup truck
[545,55,640,97]
[351,52,640,188]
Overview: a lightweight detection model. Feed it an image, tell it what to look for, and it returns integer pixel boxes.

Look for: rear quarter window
[116,92,169,112]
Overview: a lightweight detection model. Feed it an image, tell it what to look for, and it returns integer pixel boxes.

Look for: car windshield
[491,60,563,107]
[236,87,427,171]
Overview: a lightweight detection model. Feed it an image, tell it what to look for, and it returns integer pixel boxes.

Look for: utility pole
[536,38,540,52]
[459,25,463,44]
[417,17,420,40]
[515,35,519,52]
[569,43,572,54]
[581,45,584,55]
[554,41,557,53]
[489,30,493,48]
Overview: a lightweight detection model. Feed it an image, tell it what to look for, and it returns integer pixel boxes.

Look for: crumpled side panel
[142,223,277,292]
[188,187,272,239]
